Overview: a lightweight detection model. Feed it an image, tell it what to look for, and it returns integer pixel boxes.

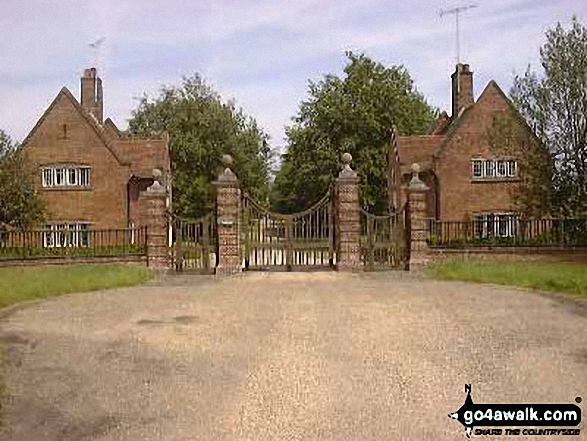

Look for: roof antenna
[439,4,477,64]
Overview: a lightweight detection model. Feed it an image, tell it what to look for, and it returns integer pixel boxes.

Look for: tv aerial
[439,4,478,63]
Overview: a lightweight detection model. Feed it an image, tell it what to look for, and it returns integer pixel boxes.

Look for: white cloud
[0,0,586,150]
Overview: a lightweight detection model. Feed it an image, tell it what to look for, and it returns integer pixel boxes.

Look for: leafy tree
[511,17,587,216]
[272,52,437,214]
[0,130,45,228]
[128,74,272,218]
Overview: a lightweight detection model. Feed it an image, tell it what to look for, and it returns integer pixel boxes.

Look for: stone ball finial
[222,154,234,167]
[152,168,162,180]
[411,163,421,174]
[342,152,352,165]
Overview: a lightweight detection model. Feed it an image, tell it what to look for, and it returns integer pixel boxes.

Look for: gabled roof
[104,118,121,141]
[427,111,451,135]
[433,80,526,159]
[113,139,170,178]
[397,135,444,170]
[21,87,129,166]
[396,73,538,176]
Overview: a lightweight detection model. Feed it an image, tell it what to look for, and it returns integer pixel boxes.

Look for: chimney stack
[80,68,103,123]
[451,63,474,119]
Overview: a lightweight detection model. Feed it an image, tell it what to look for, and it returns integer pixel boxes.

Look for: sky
[1,0,585,156]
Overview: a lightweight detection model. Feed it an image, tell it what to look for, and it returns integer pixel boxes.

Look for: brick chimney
[80,68,103,123]
[451,63,474,118]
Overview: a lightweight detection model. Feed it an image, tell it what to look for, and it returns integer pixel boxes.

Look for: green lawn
[429,258,587,297]
[0,264,152,308]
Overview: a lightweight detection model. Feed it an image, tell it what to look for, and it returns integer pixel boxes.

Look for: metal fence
[0,227,148,260]
[360,209,408,270]
[428,218,587,247]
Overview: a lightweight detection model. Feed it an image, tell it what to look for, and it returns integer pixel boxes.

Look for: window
[507,160,517,177]
[472,160,483,177]
[471,158,517,179]
[55,168,65,186]
[42,168,53,187]
[78,168,90,186]
[496,160,507,177]
[41,166,91,188]
[484,159,495,177]
[43,223,90,248]
[474,213,518,238]
[68,168,77,186]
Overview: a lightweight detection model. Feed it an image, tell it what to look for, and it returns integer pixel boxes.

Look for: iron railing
[428,218,587,247]
[0,227,147,260]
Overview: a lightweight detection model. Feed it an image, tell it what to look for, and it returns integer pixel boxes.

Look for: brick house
[21,68,171,240]
[391,63,541,237]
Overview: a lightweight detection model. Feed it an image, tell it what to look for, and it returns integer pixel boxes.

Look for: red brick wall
[23,94,131,229]
[435,83,523,220]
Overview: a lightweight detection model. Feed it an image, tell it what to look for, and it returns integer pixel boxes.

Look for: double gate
[171,192,409,272]
[242,192,334,271]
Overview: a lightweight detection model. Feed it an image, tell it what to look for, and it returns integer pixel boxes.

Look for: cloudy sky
[1,0,585,154]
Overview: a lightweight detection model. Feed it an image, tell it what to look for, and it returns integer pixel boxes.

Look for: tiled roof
[113,139,170,177]
[397,135,444,170]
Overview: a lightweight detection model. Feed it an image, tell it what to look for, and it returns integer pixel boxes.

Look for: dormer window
[41,166,91,188]
[471,158,517,180]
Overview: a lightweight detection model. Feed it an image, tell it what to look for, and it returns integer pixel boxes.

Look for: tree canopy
[128,74,272,219]
[271,52,437,214]
[0,130,45,228]
[511,17,587,216]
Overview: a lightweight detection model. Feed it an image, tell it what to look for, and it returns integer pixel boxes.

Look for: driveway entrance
[0,272,585,440]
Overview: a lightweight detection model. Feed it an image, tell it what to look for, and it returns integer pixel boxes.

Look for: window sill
[42,186,93,191]
[470,177,520,183]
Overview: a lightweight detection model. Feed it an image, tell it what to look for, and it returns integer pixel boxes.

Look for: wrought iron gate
[171,213,217,273]
[170,189,409,273]
[242,192,334,271]
[360,205,409,271]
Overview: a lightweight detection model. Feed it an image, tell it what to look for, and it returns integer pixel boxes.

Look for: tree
[0,130,45,228]
[271,52,437,214]
[511,17,587,216]
[128,74,272,219]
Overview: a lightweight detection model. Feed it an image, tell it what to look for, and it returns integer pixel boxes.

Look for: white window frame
[507,160,517,177]
[496,160,507,177]
[43,223,90,248]
[67,168,77,186]
[55,168,65,186]
[41,166,91,188]
[484,159,495,178]
[471,158,518,179]
[471,159,483,178]
[474,213,518,238]
[78,167,90,186]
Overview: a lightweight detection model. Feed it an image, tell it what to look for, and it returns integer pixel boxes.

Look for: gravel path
[0,271,585,440]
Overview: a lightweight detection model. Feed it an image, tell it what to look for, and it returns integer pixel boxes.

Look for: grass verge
[0,264,152,309]
[429,258,587,298]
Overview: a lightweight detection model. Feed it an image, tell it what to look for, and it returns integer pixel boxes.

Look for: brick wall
[23,93,131,229]
[435,82,523,220]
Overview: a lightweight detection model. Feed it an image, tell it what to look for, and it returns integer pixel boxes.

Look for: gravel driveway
[0,271,585,440]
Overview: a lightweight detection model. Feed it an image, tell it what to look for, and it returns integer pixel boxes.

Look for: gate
[171,213,217,273]
[169,153,413,273]
[360,205,409,271]
[242,192,334,271]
